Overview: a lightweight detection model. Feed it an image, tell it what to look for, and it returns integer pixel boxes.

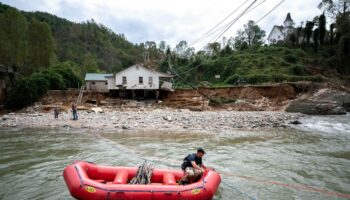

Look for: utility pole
[143,51,149,64]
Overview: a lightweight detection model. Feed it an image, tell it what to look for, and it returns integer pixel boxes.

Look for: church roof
[284,13,293,23]
[267,25,284,40]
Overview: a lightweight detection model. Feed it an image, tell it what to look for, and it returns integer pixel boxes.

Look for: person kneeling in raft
[180,148,207,185]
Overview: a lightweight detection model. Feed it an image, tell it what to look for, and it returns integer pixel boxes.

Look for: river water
[0,114,349,200]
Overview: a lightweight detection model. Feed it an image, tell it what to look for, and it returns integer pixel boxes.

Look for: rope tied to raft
[129,161,154,185]
[221,180,258,200]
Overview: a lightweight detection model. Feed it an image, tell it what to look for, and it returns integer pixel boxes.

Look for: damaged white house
[85,64,174,98]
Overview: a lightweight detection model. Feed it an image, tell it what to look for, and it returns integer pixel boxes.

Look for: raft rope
[219,171,350,199]
[221,181,257,200]
[129,161,154,184]
[94,134,350,199]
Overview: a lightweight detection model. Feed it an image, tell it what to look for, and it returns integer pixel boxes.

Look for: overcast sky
[2,0,323,50]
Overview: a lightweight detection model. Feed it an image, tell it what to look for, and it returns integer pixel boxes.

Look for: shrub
[6,76,49,109]
[289,64,305,76]
[6,62,83,109]
[42,70,65,90]
[283,54,298,64]
[224,74,242,84]
[246,74,271,84]
[271,74,286,82]
[52,66,82,88]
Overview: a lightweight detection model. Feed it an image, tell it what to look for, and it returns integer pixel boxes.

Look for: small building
[106,64,174,98]
[85,64,174,99]
[267,13,295,44]
[84,73,112,92]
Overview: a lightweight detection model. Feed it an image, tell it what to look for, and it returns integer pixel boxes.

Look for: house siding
[114,65,161,90]
[86,81,108,92]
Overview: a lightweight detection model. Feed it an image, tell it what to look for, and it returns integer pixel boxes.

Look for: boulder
[122,125,130,129]
[163,116,172,121]
[289,120,302,125]
[286,99,346,115]
[90,107,104,113]
[311,89,350,112]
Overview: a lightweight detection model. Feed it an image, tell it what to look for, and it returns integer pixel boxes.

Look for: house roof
[284,13,293,23]
[114,64,174,78]
[85,73,113,81]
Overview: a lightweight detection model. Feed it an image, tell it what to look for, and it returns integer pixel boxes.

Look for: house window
[92,82,95,85]
[122,76,127,84]
[148,76,153,84]
[139,77,143,84]
[105,82,107,85]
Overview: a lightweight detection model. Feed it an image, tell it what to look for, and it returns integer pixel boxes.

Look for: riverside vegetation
[0,1,349,110]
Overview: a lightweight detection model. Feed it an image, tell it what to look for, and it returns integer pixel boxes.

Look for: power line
[212,0,258,43]
[189,0,266,51]
[245,0,267,15]
[190,0,250,46]
[175,0,267,77]
[256,0,286,23]
[190,0,267,50]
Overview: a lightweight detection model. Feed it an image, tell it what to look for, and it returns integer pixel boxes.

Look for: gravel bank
[0,108,303,133]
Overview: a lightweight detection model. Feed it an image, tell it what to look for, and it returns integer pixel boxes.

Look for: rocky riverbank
[0,108,303,133]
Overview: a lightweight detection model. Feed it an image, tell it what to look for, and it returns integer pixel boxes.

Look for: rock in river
[286,99,346,115]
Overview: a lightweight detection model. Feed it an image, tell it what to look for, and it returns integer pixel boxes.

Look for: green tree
[313,28,320,53]
[206,42,221,56]
[296,27,302,44]
[42,69,65,90]
[319,14,327,45]
[27,18,56,74]
[337,35,350,74]
[81,54,98,75]
[305,21,315,43]
[318,0,349,18]
[52,62,82,88]
[336,11,350,36]
[234,20,266,49]
[0,8,27,71]
[175,40,189,58]
[288,33,297,46]
[330,23,335,44]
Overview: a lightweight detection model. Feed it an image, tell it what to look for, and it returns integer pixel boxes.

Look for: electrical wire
[256,0,286,23]
[190,0,250,46]
[212,0,258,43]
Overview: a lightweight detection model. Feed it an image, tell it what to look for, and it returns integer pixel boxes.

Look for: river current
[0,114,349,199]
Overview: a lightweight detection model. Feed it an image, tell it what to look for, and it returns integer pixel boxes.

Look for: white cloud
[2,0,323,50]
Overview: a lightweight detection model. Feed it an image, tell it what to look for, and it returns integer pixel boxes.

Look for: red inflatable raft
[63,161,221,200]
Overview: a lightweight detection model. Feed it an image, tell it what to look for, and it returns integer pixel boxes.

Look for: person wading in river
[179,148,207,185]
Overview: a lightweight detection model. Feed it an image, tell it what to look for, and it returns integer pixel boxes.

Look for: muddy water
[0,115,350,200]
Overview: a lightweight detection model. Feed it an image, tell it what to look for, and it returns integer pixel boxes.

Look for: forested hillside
[0,2,143,76]
[0,1,349,109]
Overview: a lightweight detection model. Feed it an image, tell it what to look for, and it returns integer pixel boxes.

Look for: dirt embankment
[25,82,349,113]
[161,83,297,111]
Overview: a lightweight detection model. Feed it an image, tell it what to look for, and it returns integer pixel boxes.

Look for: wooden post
[132,90,135,99]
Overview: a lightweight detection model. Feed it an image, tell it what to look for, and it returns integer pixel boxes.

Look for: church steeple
[284,13,294,28]
[284,13,292,23]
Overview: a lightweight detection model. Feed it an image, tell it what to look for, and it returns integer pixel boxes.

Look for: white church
[267,13,295,44]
